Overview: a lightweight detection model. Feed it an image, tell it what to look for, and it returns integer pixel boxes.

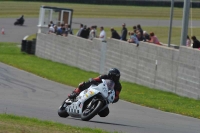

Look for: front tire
[58,106,69,118]
[58,99,70,118]
[81,100,103,121]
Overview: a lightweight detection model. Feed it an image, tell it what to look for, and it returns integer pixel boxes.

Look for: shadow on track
[68,117,143,128]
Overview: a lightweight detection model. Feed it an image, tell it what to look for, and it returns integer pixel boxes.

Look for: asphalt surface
[0,18,200,43]
[0,62,200,133]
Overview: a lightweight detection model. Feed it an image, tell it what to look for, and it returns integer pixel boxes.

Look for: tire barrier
[21,39,36,55]
[21,40,27,52]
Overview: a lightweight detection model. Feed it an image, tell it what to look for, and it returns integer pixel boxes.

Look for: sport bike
[58,79,115,121]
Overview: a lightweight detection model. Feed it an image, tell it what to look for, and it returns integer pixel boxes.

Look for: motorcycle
[14,19,25,26]
[58,79,115,121]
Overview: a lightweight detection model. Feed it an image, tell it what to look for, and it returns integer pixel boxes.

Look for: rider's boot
[68,88,81,99]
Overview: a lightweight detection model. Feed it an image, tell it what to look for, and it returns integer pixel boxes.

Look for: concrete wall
[36,33,200,99]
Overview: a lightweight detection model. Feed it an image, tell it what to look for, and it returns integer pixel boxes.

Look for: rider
[68,68,122,117]
[18,15,24,23]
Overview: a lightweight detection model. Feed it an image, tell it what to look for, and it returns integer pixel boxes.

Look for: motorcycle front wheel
[58,99,70,118]
[81,100,103,121]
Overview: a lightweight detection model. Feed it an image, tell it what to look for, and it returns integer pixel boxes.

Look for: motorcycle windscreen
[105,79,115,91]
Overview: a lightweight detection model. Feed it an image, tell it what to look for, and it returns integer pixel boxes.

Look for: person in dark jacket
[191,36,200,49]
[136,24,143,41]
[80,25,88,39]
[111,28,120,40]
[68,68,122,117]
[143,31,150,42]
[121,23,127,41]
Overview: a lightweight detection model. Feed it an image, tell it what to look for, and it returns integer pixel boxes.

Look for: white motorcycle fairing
[63,79,115,118]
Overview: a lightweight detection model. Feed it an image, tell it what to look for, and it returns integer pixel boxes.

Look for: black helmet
[108,68,120,82]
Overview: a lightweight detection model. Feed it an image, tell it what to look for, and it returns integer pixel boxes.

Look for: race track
[0,62,200,133]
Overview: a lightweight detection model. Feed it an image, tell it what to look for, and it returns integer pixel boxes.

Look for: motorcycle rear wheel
[81,100,103,121]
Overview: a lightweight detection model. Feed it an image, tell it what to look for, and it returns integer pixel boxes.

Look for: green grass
[26,34,37,41]
[0,1,200,19]
[0,42,200,119]
[0,114,115,133]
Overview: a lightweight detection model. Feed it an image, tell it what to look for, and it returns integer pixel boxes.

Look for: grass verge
[0,114,114,133]
[0,1,200,19]
[0,42,200,119]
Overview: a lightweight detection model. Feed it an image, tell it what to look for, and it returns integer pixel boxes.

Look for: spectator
[136,24,143,40]
[191,36,200,49]
[143,31,150,42]
[110,27,120,40]
[54,25,57,34]
[80,25,88,39]
[94,25,97,37]
[133,26,136,31]
[86,27,90,39]
[56,23,62,35]
[89,26,95,40]
[127,32,139,46]
[186,35,191,47]
[136,30,143,41]
[50,21,54,27]
[61,23,65,35]
[48,24,54,34]
[148,32,161,45]
[77,24,83,36]
[64,24,69,36]
[68,25,73,35]
[121,23,127,41]
[133,29,137,37]
[99,26,106,41]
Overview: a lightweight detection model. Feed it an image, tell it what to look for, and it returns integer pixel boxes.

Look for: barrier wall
[36,33,200,99]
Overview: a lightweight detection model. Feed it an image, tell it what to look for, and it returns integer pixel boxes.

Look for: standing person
[110,27,120,40]
[77,24,83,37]
[121,23,127,41]
[143,31,150,42]
[136,24,143,41]
[99,26,106,41]
[80,25,88,39]
[191,36,200,49]
[186,35,191,47]
[68,68,122,117]
[94,25,97,37]
[89,26,95,40]
[68,25,73,35]
[86,27,90,39]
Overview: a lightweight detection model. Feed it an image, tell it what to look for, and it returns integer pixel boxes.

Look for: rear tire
[81,100,103,121]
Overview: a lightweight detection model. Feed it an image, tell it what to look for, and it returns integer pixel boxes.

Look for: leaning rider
[68,68,122,117]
